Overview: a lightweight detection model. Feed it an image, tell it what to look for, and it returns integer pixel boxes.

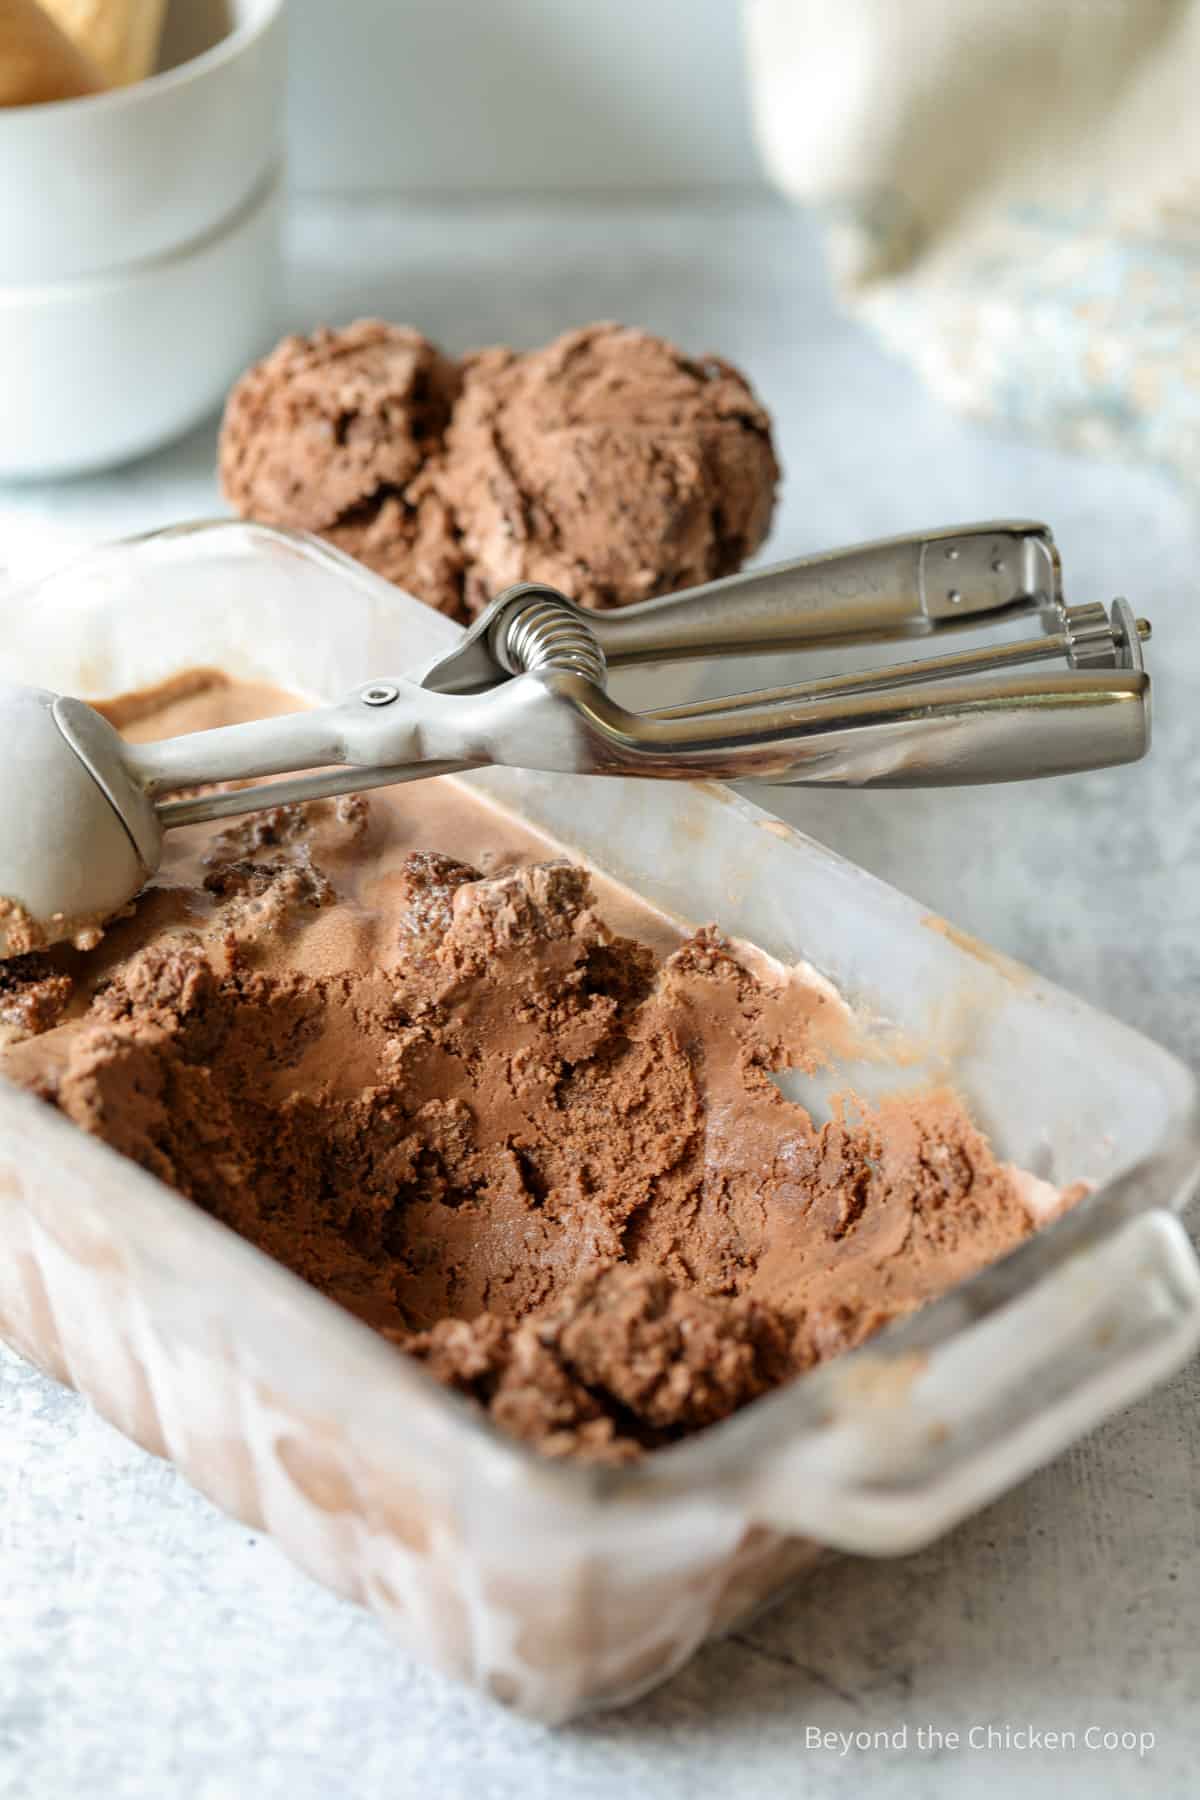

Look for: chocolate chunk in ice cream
[218,320,779,622]
[0,953,73,1042]
[0,674,1072,1464]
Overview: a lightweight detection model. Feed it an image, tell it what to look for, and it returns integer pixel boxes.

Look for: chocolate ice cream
[433,323,780,617]
[218,321,779,623]
[218,321,465,616]
[0,674,1071,1464]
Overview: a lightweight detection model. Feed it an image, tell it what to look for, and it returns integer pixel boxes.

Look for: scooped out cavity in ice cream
[218,321,780,623]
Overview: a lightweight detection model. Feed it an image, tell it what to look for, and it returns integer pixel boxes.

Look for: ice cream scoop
[0,520,1150,957]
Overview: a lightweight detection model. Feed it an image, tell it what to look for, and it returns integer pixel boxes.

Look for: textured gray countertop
[1,196,1197,1800]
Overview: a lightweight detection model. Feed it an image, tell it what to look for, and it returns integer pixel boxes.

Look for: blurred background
[287,0,761,190]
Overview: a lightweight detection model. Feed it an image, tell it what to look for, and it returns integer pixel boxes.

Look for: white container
[0,522,1198,1723]
[0,0,285,477]
[0,166,281,479]
[0,0,286,284]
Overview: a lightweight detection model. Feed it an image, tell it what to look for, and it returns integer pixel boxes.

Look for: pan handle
[740,1209,1200,1555]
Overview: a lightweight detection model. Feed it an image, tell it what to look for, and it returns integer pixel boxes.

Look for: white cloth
[745,0,1200,477]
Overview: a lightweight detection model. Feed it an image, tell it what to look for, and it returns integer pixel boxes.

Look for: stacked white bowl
[0,0,285,477]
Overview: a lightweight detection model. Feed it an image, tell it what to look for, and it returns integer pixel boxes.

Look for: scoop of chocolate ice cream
[219,319,779,622]
[321,484,464,612]
[433,323,779,616]
[218,320,465,615]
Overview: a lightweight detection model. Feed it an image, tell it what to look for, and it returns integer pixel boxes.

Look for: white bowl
[0,0,285,285]
[0,166,281,479]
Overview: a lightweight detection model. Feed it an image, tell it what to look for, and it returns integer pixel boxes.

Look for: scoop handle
[417,521,1065,696]
[547,666,1150,787]
[122,692,421,795]
[588,521,1061,665]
